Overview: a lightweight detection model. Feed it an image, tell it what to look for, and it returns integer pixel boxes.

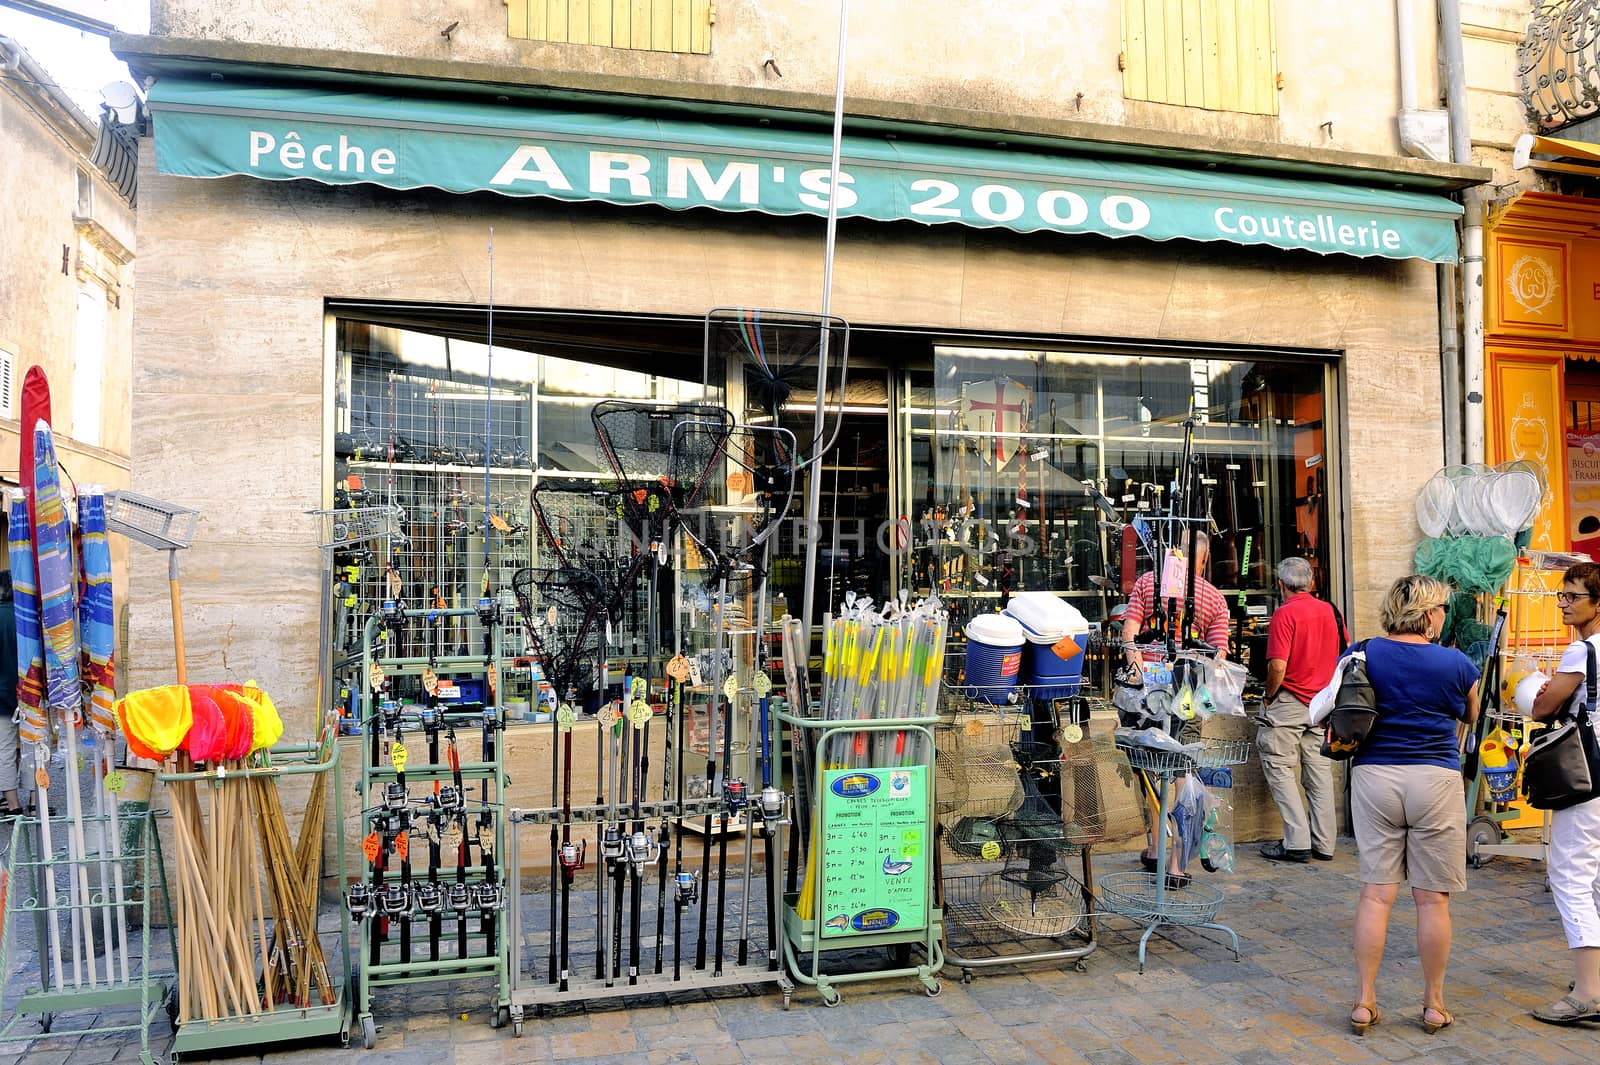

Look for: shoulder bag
[1320,640,1377,760]
[1523,639,1600,811]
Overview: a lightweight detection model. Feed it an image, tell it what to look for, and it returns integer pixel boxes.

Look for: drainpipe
[1438,0,1486,466]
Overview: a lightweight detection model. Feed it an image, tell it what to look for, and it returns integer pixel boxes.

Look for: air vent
[0,348,14,419]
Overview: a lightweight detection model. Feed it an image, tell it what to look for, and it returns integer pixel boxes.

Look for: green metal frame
[156,724,351,1060]
[776,711,943,1005]
[352,607,511,1042]
[0,811,175,1065]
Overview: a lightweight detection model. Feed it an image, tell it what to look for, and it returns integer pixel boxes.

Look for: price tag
[445,822,464,852]
[1051,635,1082,662]
[973,572,990,587]
[395,832,410,862]
[722,675,739,700]
[489,513,512,533]
[964,717,986,738]
[726,470,751,494]
[426,820,441,845]
[597,705,619,729]
[980,840,1002,861]
[35,766,50,790]
[688,660,704,688]
[362,832,381,863]
[387,570,403,598]
[370,662,386,691]
[104,770,127,794]
[752,672,773,696]
[1062,723,1084,744]
[666,655,690,683]
[488,664,499,695]
[627,700,652,730]
[422,668,439,696]
[547,605,558,627]
[632,677,648,700]
[391,742,409,773]
[1014,497,1030,509]
[556,705,577,733]
[480,833,494,857]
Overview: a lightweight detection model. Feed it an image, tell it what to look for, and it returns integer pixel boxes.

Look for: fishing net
[705,308,849,468]
[528,479,647,622]
[591,401,733,547]
[673,421,798,582]
[511,566,608,704]
[1414,535,1517,594]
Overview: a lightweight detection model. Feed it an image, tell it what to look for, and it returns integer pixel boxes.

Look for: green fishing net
[1413,536,1512,669]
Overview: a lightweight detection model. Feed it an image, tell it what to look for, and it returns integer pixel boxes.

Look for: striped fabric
[78,490,116,734]
[7,491,48,746]
[32,424,82,723]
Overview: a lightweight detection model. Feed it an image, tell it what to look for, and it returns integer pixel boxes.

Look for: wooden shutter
[1122,0,1277,114]
[508,0,712,54]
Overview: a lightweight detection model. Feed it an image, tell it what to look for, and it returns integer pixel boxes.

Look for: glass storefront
[330,313,1337,686]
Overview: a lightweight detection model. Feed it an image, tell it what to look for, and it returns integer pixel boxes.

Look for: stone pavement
[3,839,1596,1065]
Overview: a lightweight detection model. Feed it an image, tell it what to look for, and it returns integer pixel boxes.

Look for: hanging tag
[556,705,576,733]
[362,832,381,863]
[597,704,619,729]
[387,570,403,599]
[666,654,691,683]
[628,700,652,730]
[488,663,499,696]
[426,820,441,845]
[546,605,558,627]
[489,513,511,533]
[422,668,439,696]
[973,572,990,587]
[445,822,464,852]
[1050,635,1082,662]
[104,770,126,794]
[35,766,50,790]
[370,662,387,691]
[391,742,409,773]
[752,672,773,696]
[480,832,494,857]
[727,470,751,495]
[1014,497,1031,509]
[722,675,739,700]
[964,717,986,738]
[688,660,704,688]
[395,832,410,862]
[980,841,1002,861]
[1062,723,1084,744]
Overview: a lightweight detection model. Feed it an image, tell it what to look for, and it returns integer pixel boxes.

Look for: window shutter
[1122,0,1277,115]
[508,0,712,54]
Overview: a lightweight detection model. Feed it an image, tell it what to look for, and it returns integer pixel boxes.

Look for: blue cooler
[1004,593,1090,700]
[963,613,1026,704]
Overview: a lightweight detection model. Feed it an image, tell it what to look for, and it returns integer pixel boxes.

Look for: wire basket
[1116,737,1252,774]
[935,713,1027,820]
[978,866,1088,939]
[105,489,199,550]
[1096,871,1225,925]
[310,505,404,549]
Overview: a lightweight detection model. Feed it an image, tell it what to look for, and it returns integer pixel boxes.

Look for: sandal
[1532,994,1600,1026]
[1350,1003,1380,1035]
[1421,1005,1453,1034]
[1140,853,1158,872]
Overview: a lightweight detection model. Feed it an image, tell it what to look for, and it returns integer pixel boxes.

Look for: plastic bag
[1209,659,1249,716]
[1197,766,1236,873]
[1172,774,1208,869]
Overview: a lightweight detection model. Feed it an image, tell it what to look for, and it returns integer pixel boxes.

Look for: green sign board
[819,765,928,938]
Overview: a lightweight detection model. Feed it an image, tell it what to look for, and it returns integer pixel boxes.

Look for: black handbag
[1321,641,1378,761]
[1523,639,1600,811]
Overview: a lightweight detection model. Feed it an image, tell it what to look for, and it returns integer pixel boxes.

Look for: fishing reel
[559,839,586,877]
[346,882,373,921]
[380,598,405,640]
[723,777,749,815]
[472,882,503,912]
[623,830,660,877]
[433,784,464,816]
[674,870,699,906]
[756,785,790,830]
[383,781,410,814]
[475,596,500,629]
[601,824,624,868]
[379,700,405,734]
[380,883,412,918]
[413,881,443,915]
[447,882,471,913]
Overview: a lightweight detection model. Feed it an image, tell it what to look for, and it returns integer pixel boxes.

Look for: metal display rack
[158,731,351,1061]
[0,812,174,1065]
[779,711,943,1007]
[1101,737,1250,972]
[348,607,511,1049]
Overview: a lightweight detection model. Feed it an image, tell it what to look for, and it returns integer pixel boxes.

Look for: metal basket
[1116,737,1252,774]
[105,489,198,550]
[935,713,1028,820]
[309,505,404,549]
[1096,871,1225,924]
[978,867,1088,939]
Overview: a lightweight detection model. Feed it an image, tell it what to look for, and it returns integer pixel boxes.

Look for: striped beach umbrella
[7,491,47,747]
[32,422,82,720]
[78,489,116,734]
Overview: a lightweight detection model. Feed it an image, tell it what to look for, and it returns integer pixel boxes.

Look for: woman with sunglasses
[1348,575,1478,1036]
[1528,562,1600,1027]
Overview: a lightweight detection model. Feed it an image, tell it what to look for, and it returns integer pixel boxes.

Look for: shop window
[332,318,708,660]
[1121,0,1279,115]
[72,287,107,447]
[903,346,1331,680]
[507,1,713,55]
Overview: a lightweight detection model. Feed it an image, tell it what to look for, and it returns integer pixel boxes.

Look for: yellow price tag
[980,841,1002,861]
[722,675,739,700]
[104,770,127,794]
[556,706,577,733]
[391,742,409,773]
[1062,723,1084,744]
[752,672,773,696]
[628,700,652,730]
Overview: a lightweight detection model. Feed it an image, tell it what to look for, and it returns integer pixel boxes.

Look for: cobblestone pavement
[3,841,1596,1065]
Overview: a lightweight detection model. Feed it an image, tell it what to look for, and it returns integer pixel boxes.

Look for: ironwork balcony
[1520,0,1600,131]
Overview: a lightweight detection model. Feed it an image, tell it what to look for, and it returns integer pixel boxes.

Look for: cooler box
[963,613,1025,704]
[1004,592,1090,700]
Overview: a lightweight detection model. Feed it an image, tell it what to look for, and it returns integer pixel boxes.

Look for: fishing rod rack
[0,811,174,1065]
[349,606,513,1049]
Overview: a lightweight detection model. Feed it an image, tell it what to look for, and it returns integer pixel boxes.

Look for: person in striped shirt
[1120,529,1231,667]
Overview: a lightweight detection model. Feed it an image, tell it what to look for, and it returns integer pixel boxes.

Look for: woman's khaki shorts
[1350,763,1467,894]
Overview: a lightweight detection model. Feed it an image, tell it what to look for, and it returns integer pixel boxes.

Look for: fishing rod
[667,655,693,981]
[713,568,748,978]
[694,583,726,971]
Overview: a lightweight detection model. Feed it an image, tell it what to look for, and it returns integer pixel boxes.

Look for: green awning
[148,77,1463,263]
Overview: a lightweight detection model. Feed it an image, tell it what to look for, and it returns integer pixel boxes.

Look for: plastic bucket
[963,613,1025,704]
[1004,594,1090,700]
[1483,766,1520,803]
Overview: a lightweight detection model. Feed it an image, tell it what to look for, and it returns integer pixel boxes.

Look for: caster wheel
[924,980,941,998]
[782,993,791,1011]
[1074,962,1088,973]
[492,1005,510,1029]
[361,1016,377,1050]
[820,987,841,1008]
[513,1020,523,1037]
[40,1012,52,1035]
[961,970,973,984]
[1466,815,1499,869]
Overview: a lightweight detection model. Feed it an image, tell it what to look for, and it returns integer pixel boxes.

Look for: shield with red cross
[962,377,1031,465]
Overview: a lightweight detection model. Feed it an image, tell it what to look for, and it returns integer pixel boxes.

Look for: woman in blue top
[1348,575,1478,1036]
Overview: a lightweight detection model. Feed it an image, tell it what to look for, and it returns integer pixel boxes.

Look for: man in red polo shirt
[1259,556,1347,863]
